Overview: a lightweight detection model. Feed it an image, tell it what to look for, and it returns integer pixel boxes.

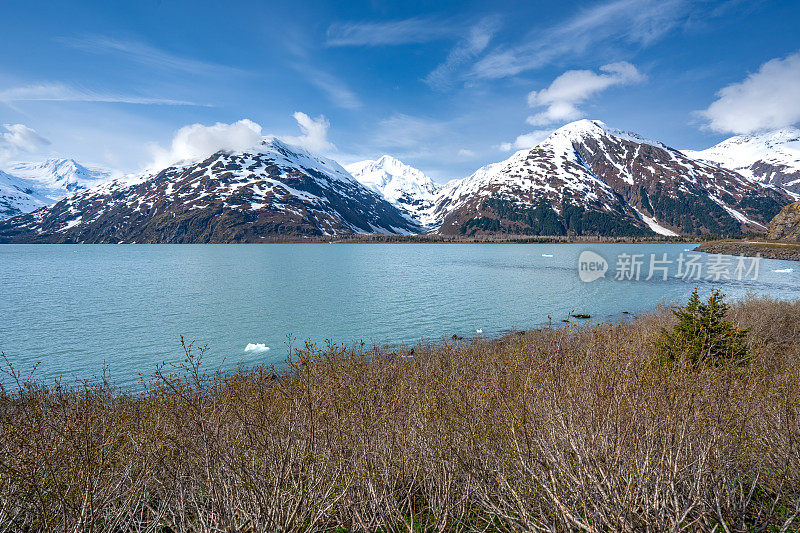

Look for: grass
[1,295,799,531]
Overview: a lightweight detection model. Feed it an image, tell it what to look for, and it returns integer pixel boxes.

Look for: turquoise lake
[2,243,799,388]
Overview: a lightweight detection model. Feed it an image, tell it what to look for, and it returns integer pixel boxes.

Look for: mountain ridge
[683,127,800,193]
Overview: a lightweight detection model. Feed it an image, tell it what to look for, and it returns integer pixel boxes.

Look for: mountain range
[1,120,799,242]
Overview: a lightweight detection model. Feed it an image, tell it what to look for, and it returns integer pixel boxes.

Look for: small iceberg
[476,329,483,334]
[541,253,554,257]
[772,268,794,273]
[244,343,270,353]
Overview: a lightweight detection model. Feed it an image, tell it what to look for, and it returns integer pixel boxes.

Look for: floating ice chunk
[541,253,554,257]
[772,268,794,273]
[476,329,483,334]
[244,343,270,353]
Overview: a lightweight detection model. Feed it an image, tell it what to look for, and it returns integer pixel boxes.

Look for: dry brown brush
[1,295,799,531]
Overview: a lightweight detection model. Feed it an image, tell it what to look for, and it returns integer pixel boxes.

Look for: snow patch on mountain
[632,206,679,236]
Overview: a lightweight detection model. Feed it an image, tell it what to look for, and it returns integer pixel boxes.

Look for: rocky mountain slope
[0,140,419,243]
[766,200,800,242]
[432,120,791,237]
[684,128,800,193]
[0,158,110,220]
[346,155,441,227]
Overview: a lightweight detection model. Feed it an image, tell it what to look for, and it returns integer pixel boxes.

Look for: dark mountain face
[0,141,419,243]
[433,120,791,237]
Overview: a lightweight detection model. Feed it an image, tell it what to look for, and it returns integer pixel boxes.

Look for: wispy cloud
[526,62,645,125]
[424,16,501,90]
[372,114,449,152]
[59,35,242,75]
[300,66,362,110]
[471,0,688,79]
[697,50,800,134]
[326,16,459,47]
[284,33,362,110]
[0,83,204,106]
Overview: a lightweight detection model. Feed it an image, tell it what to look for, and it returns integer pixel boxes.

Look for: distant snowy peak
[348,155,438,192]
[6,158,111,200]
[0,158,112,220]
[686,127,800,167]
[346,155,441,227]
[684,127,800,191]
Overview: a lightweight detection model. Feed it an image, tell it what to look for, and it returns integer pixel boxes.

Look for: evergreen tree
[658,288,749,367]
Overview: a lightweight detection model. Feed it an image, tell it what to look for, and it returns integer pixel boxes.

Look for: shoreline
[2,234,728,245]
[695,239,800,261]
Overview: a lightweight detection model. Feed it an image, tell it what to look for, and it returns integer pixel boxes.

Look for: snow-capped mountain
[433,120,790,237]
[684,127,800,193]
[0,158,111,220]
[0,170,49,219]
[346,155,441,227]
[6,158,111,199]
[0,139,419,243]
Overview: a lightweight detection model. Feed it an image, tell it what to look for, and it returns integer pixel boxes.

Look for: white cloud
[326,17,457,46]
[0,123,51,161]
[280,112,335,153]
[424,17,501,90]
[698,50,800,134]
[457,148,475,158]
[0,83,202,106]
[471,0,687,79]
[526,62,644,126]
[149,119,263,169]
[148,113,335,170]
[499,129,553,152]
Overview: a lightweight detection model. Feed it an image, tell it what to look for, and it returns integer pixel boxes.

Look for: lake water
[2,243,799,388]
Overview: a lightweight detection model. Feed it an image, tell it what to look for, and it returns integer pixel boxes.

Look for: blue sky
[0,0,798,181]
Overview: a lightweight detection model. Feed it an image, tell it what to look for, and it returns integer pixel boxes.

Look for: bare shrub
[0,300,799,531]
